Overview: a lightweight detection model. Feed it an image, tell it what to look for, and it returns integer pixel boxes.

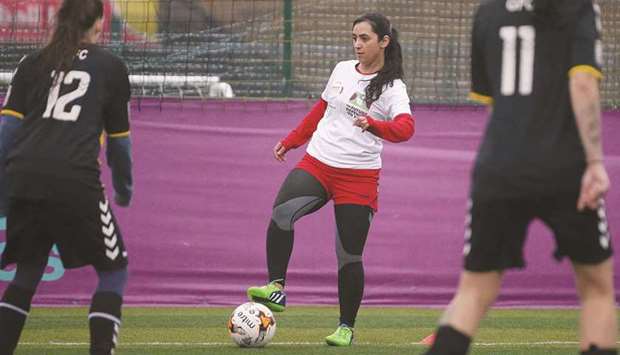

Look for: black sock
[89,292,123,355]
[338,261,364,327]
[0,284,35,354]
[266,220,294,286]
[581,345,618,355]
[425,325,472,355]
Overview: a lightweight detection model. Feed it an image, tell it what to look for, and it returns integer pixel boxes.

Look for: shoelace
[337,327,352,337]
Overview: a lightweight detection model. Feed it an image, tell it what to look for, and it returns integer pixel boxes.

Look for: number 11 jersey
[470,0,603,198]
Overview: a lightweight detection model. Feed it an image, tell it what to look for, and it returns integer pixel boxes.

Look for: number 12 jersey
[1,44,131,188]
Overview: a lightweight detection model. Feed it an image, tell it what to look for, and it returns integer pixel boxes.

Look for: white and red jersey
[307,60,412,169]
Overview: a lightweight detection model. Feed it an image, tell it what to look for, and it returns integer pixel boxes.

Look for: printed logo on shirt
[329,81,344,96]
[346,92,368,119]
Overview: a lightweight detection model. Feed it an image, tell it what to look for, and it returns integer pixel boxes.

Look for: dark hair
[352,13,404,108]
[534,0,587,28]
[39,0,103,83]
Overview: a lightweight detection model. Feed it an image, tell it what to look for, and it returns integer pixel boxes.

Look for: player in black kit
[425,1,616,354]
[0,1,132,354]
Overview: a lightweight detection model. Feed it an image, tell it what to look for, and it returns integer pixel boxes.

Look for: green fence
[0,0,618,107]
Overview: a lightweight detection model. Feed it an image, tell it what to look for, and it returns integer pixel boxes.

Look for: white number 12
[499,25,535,96]
[43,70,91,122]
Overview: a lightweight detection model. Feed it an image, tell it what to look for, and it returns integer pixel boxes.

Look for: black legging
[266,168,373,326]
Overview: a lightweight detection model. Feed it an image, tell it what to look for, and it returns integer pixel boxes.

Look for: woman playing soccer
[0,1,132,354]
[248,12,414,346]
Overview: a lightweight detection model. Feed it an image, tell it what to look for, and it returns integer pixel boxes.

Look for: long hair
[352,13,404,108]
[534,0,587,28]
[39,0,103,83]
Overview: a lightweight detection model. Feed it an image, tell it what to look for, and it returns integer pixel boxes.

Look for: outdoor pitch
[15,306,619,354]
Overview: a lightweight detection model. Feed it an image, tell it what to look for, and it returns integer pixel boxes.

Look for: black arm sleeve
[1,56,30,118]
[104,60,131,136]
[569,1,603,78]
[470,7,493,104]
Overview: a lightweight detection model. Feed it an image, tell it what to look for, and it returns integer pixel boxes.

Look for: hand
[273,141,288,162]
[353,116,370,131]
[577,161,610,211]
[115,193,131,207]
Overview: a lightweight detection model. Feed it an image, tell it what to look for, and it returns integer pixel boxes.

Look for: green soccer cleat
[246,282,286,312]
[325,325,354,346]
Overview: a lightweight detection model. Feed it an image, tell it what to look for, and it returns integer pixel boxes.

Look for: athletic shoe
[325,325,354,346]
[246,282,286,312]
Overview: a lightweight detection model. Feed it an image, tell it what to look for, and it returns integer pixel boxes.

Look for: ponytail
[353,13,404,108]
[38,0,103,85]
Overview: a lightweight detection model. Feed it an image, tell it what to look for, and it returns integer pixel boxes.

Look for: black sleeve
[106,136,133,206]
[569,1,603,78]
[104,59,131,136]
[470,7,493,104]
[1,56,30,119]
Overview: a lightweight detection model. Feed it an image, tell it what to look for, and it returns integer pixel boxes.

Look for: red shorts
[296,154,380,211]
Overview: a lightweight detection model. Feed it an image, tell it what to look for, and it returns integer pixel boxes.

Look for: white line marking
[474,341,579,346]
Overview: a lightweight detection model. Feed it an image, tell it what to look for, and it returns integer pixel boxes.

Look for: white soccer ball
[227,302,276,347]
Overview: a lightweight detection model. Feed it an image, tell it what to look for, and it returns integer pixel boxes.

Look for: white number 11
[499,25,535,96]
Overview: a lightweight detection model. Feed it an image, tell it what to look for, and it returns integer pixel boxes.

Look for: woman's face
[352,21,389,67]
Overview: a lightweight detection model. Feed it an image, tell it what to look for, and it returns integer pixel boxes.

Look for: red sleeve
[281,99,328,150]
[366,113,415,143]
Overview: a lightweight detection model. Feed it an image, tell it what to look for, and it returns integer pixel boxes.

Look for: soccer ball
[227,302,276,347]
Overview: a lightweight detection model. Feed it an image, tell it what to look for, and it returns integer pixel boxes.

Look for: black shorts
[464,191,613,272]
[0,189,128,271]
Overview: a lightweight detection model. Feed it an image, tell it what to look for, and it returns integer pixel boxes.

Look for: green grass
[13,306,618,354]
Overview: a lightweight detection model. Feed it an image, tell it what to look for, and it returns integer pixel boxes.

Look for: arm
[280,99,327,150]
[568,2,608,211]
[363,113,415,143]
[570,72,603,164]
[0,115,22,216]
[570,72,609,211]
[469,6,494,107]
[0,58,28,216]
[106,134,133,207]
[569,1,604,164]
[104,60,133,205]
